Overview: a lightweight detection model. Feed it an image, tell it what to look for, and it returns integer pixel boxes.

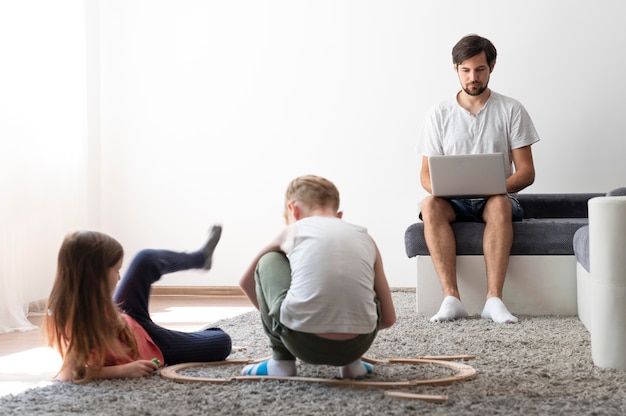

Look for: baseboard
[391,287,416,293]
[150,286,246,296]
[29,287,415,312]
[150,286,415,297]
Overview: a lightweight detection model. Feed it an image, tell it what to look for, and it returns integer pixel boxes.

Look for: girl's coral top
[104,314,164,366]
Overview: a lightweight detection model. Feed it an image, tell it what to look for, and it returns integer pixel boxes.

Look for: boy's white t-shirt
[279,216,378,334]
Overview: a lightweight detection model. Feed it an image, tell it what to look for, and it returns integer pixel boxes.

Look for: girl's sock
[202,224,222,270]
[338,359,373,379]
[241,358,297,377]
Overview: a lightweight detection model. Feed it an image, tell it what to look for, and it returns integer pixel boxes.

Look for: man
[418,34,540,323]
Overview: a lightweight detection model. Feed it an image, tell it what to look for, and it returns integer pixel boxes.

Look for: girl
[44,226,232,383]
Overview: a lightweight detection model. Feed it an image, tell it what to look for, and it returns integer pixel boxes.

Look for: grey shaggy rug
[1,290,625,416]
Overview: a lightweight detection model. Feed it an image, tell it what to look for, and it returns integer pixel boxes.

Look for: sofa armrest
[587,195,626,370]
[573,226,590,273]
[589,196,626,283]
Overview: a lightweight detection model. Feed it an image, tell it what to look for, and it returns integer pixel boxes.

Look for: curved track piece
[160,355,477,388]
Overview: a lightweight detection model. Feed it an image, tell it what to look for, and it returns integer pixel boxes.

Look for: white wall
[95,0,626,288]
[1,1,90,305]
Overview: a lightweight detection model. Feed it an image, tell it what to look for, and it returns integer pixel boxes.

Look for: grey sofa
[405,192,604,316]
[405,193,602,259]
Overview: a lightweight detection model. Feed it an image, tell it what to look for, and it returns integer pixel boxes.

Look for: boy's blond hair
[285,175,340,214]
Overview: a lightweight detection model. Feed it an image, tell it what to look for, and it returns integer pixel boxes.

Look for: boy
[239,175,396,378]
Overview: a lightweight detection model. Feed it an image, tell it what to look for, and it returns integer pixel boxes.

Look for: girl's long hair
[44,231,138,382]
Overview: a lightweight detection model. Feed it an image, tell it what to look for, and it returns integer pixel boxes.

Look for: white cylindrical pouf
[589,196,626,370]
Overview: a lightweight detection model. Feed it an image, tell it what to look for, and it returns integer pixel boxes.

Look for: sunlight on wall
[0,1,91,330]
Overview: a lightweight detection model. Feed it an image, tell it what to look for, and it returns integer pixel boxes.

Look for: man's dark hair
[452,34,497,67]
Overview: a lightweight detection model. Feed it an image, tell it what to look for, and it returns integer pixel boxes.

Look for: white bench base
[576,262,591,330]
[416,255,577,316]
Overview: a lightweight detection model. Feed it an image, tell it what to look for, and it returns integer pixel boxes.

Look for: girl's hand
[88,359,160,379]
[118,359,160,378]
[56,358,160,381]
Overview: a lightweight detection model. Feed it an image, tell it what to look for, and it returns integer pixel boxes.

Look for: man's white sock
[430,296,469,322]
[481,297,518,323]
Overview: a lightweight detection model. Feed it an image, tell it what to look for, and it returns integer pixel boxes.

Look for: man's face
[455,51,493,96]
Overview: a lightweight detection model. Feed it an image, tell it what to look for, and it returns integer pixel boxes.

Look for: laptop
[428,153,507,198]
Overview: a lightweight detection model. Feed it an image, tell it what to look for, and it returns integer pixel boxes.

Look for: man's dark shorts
[420,195,524,222]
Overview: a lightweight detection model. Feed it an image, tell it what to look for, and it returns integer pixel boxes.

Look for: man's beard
[463,82,488,96]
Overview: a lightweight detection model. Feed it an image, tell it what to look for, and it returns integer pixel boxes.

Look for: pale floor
[0,295,254,398]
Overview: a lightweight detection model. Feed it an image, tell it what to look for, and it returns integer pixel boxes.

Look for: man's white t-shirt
[418,90,540,179]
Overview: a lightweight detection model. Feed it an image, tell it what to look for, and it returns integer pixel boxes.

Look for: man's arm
[420,155,433,194]
[506,145,535,193]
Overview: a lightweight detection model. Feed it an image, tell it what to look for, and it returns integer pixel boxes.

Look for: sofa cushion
[573,225,590,272]
[405,218,589,257]
[405,193,601,259]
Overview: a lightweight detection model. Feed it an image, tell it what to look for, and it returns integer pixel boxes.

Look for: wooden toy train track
[160,354,477,402]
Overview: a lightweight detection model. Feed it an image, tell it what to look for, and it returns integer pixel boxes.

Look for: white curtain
[0,1,90,333]
[0,231,36,332]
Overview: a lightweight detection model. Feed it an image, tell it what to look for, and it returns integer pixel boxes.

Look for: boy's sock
[202,224,222,270]
[338,359,373,379]
[430,296,469,322]
[481,297,518,323]
[241,359,297,377]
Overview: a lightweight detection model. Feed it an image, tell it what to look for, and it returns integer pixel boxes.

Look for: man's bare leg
[480,195,518,323]
[421,196,469,322]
